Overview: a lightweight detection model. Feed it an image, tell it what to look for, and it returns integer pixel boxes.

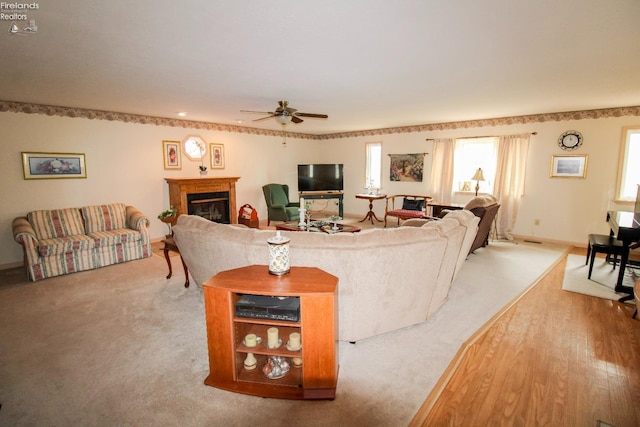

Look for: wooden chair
[384,195,432,227]
[585,234,626,279]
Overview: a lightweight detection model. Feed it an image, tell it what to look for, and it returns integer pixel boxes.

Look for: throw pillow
[402,198,424,211]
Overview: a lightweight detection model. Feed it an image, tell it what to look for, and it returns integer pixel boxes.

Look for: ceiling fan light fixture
[275,114,292,125]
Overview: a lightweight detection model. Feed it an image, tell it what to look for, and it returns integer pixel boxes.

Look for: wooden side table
[355,193,387,224]
[162,237,189,288]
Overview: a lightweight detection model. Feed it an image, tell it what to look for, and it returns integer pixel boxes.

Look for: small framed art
[163,140,182,170]
[550,154,588,178]
[210,143,225,169]
[22,152,87,179]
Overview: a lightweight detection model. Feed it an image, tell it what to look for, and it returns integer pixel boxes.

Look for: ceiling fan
[241,100,328,125]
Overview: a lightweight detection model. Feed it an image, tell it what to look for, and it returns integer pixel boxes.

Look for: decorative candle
[288,332,301,350]
[267,327,279,348]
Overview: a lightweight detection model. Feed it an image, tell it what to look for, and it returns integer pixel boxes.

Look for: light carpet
[0,240,567,427]
[562,254,637,304]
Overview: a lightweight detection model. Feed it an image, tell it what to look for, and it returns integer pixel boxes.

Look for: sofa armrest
[12,217,40,266]
[13,217,37,245]
[126,206,150,231]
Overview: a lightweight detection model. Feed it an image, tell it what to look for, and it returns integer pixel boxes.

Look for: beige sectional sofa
[173,210,479,342]
[13,203,152,281]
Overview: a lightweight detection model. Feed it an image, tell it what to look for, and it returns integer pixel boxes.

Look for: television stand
[298,191,344,217]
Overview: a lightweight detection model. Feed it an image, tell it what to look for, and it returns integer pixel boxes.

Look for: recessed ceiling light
[177,112,187,117]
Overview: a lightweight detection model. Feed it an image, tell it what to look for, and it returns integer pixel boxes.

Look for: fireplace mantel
[165,177,240,224]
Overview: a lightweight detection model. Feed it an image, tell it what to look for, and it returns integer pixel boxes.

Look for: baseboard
[0,261,23,271]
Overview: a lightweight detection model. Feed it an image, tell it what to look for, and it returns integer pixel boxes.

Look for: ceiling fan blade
[253,114,276,122]
[295,112,328,119]
[240,110,274,115]
[291,116,303,124]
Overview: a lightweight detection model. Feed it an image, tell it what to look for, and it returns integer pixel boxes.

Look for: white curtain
[493,133,531,240]
[430,138,455,203]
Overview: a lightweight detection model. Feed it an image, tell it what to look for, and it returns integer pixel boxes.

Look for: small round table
[355,194,387,224]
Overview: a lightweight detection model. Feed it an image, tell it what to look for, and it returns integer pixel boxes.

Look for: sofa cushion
[402,198,424,211]
[88,229,141,248]
[82,203,127,233]
[387,209,425,219]
[37,234,95,256]
[28,208,85,240]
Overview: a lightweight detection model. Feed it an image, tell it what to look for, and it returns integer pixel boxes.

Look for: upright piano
[606,210,640,298]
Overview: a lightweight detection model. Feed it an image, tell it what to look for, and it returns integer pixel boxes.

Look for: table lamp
[472,168,485,196]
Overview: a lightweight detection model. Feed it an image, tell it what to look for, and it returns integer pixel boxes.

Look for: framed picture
[21,152,87,179]
[210,143,225,169]
[550,154,588,178]
[162,140,182,170]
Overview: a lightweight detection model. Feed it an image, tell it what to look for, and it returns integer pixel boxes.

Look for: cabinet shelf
[203,265,338,400]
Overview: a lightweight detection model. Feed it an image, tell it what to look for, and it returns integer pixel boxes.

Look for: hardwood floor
[410,249,640,427]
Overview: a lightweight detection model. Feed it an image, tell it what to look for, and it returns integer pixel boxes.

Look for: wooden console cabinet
[203,265,339,400]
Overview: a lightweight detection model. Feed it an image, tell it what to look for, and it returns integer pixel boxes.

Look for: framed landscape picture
[550,154,588,178]
[22,152,87,179]
[162,140,182,170]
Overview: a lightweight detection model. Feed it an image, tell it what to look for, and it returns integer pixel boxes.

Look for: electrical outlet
[534,219,540,226]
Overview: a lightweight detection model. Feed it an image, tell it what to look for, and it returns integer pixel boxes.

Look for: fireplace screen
[187,191,230,223]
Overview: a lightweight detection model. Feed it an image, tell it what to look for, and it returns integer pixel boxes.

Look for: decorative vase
[199,170,207,177]
[267,231,290,275]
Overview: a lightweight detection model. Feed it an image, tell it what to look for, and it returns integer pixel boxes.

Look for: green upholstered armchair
[262,183,300,225]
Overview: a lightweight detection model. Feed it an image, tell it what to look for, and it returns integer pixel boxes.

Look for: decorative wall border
[2,100,639,141]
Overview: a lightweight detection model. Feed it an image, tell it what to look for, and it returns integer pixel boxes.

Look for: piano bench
[585,234,626,279]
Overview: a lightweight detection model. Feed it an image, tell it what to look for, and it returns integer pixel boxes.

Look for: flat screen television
[297,164,344,192]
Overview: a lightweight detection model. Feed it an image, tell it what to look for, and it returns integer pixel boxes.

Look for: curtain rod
[387,152,429,156]
[425,131,537,141]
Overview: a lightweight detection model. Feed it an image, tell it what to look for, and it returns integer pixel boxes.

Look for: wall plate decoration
[558,130,583,151]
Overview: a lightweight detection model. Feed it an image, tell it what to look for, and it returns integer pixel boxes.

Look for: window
[365,142,382,190]
[617,126,640,201]
[453,137,497,194]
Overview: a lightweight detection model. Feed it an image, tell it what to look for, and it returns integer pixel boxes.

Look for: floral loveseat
[12,203,151,281]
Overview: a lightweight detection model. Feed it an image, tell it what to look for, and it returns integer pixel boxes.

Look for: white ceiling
[1,0,639,135]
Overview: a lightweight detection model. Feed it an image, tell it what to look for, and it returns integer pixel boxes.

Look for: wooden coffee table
[276,222,361,233]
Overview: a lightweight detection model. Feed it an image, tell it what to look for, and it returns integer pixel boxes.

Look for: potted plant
[199,165,207,176]
[158,207,178,237]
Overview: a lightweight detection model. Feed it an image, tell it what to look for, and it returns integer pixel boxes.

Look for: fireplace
[187,191,230,223]
[165,177,240,224]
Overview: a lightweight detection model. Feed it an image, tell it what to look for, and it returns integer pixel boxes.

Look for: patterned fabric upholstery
[37,235,95,256]
[13,204,151,281]
[27,208,85,240]
[386,209,425,219]
[81,203,127,233]
[88,228,141,247]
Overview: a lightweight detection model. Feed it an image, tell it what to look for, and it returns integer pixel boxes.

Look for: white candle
[267,327,279,348]
[289,332,301,350]
[300,197,304,207]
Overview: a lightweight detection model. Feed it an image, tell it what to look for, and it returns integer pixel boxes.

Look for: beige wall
[1,111,637,268]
